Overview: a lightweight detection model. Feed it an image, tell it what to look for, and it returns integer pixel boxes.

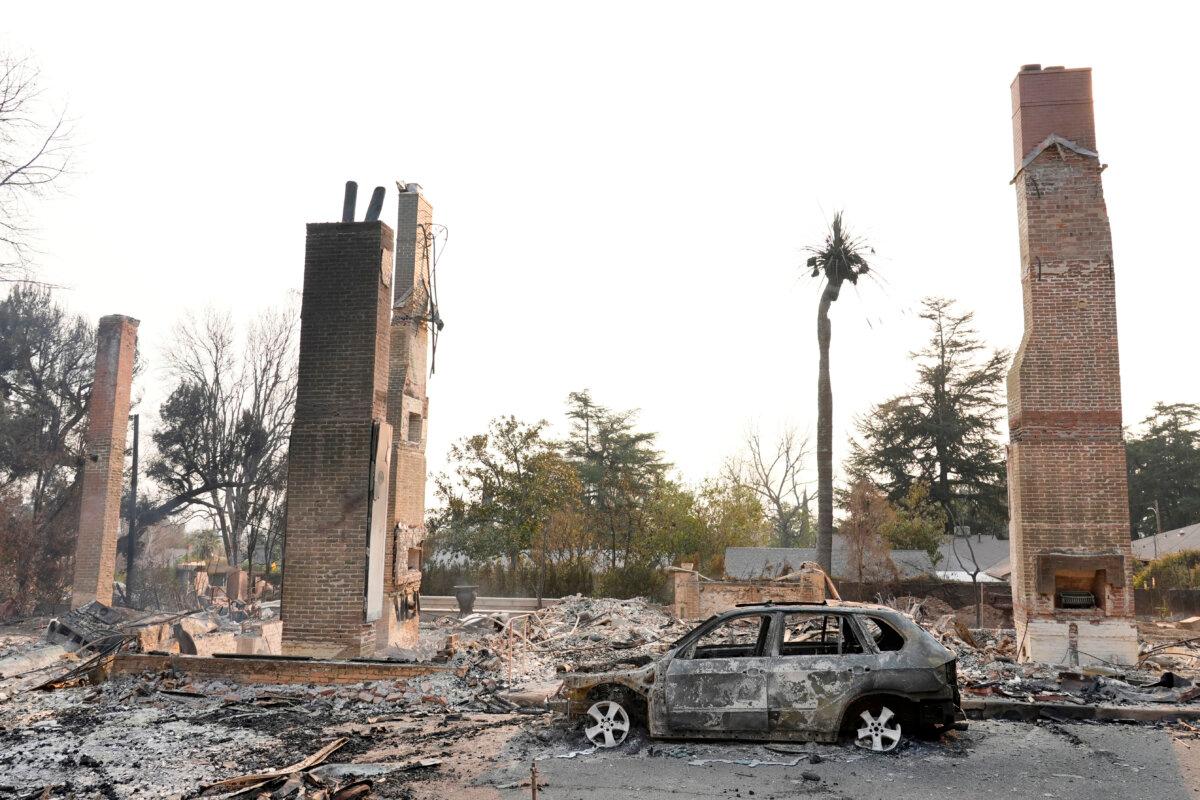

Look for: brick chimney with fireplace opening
[1006,64,1138,665]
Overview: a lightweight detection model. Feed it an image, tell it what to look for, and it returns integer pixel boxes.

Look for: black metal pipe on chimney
[365,186,386,221]
[342,181,358,223]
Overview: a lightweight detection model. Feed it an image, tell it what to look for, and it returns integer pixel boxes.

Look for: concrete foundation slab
[1018,618,1139,666]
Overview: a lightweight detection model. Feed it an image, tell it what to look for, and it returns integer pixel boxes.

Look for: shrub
[596,561,669,603]
[1134,549,1200,589]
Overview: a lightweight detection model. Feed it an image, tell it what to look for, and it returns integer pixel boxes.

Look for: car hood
[559,661,658,690]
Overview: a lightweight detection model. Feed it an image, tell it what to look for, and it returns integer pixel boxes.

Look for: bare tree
[724,428,813,548]
[146,306,297,571]
[948,526,986,628]
[0,55,72,280]
[841,479,898,583]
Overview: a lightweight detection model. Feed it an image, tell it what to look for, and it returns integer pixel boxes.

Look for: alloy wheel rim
[584,700,631,748]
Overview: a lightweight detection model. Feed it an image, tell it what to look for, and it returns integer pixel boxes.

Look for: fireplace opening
[1053,568,1107,611]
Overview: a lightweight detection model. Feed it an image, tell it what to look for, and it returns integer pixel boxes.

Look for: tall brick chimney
[377,183,433,649]
[281,218,394,658]
[71,315,139,608]
[1006,65,1138,665]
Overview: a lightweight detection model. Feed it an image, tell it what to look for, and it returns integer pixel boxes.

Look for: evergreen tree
[1127,403,1200,537]
[848,297,1008,537]
[564,391,668,568]
[0,285,94,610]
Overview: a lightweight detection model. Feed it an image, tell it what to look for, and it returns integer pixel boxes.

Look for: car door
[663,612,774,733]
[764,611,876,736]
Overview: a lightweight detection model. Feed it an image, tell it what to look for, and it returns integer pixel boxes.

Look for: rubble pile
[0,639,532,798]
[9,591,1200,796]
[891,598,1200,709]
[443,595,690,689]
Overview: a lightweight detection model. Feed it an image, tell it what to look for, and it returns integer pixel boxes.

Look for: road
[479,719,1200,800]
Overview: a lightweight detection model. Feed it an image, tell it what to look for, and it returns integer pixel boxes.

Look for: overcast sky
[5,3,1199,498]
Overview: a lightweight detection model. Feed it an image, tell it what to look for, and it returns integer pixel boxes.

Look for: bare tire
[854,704,902,752]
[584,700,631,748]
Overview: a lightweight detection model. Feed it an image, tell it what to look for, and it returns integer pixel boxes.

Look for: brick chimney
[377,183,434,649]
[1011,65,1097,167]
[71,315,138,609]
[1006,65,1138,665]
[281,219,394,658]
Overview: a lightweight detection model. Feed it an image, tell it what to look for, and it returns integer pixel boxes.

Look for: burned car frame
[550,601,965,751]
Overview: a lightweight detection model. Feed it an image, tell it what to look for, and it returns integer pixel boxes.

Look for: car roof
[719,601,904,619]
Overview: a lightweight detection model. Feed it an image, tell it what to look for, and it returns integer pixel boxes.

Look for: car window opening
[690,614,771,659]
[779,613,865,656]
[860,616,905,652]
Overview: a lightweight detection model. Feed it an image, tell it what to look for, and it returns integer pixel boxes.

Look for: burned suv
[550,601,965,752]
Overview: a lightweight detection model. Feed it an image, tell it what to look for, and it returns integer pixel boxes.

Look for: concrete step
[421,596,561,615]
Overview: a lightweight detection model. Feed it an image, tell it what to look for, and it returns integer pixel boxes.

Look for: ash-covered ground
[3,597,1200,798]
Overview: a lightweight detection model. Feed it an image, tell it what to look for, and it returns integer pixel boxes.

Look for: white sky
[5,3,1199,498]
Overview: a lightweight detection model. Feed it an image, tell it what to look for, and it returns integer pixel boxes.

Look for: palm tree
[805,212,872,573]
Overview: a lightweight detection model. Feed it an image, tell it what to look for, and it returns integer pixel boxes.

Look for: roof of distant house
[1131,521,1200,561]
[936,569,1003,583]
[985,557,1011,581]
[725,542,935,582]
[936,535,1010,575]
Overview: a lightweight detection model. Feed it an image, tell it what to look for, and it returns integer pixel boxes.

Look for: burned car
[550,601,965,752]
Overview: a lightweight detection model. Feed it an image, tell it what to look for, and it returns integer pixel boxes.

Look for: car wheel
[854,703,903,752]
[583,699,631,748]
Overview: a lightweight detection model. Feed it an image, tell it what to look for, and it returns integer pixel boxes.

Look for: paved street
[482,720,1200,800]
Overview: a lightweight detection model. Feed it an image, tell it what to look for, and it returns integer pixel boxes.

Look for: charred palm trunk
[815,282,839,573]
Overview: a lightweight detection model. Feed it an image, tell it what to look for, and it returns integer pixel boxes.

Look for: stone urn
[453,585,479,616]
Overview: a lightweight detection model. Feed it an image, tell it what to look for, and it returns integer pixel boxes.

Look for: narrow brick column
[1006,65,1138,665]
[71,315,138,608]
[378,184,433,649]
[281,220,393,658]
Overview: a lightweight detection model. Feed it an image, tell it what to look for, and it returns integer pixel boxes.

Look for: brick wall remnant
[71,315,139,609]
[281,219,394,658]
[1006,65,1138,665]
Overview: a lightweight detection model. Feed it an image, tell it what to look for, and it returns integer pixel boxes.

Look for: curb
[961,696,1200,723]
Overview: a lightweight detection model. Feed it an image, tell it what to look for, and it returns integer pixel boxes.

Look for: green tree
[848,297,1008,538]
[1127,403,1200,538]
[693,479,772,574]
[0,285,94,611]
[805,213,873,573]
[640,481,707,566]
[880,482,946,567]
[430,416,581,571]
[564,390,668,568]
[186,528,222,563]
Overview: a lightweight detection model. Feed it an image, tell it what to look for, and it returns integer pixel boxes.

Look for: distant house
[725,533,1013,585]
[724,542,936,583]
[1131,521,1200,562]
[984,557,1011,582]
[935,534,1010,578]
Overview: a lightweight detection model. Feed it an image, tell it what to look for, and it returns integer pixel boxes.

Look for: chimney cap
[1021,63,1042,72]
[400,182,423,195]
